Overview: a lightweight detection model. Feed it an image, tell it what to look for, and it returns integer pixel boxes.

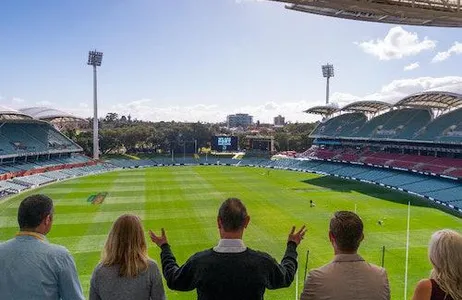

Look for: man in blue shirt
[0,194,85,300]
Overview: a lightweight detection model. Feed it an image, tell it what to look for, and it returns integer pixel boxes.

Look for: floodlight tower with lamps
[87,50,103,160]
[322,64,334,104]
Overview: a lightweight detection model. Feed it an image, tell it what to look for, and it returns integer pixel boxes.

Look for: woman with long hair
[90,214,165,300]
[412,229,462,300]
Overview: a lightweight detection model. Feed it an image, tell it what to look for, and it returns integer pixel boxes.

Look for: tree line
[63,113,317,156]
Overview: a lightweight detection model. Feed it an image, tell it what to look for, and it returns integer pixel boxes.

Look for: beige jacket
[300,254,390,300]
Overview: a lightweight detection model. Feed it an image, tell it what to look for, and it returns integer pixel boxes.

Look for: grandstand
[0,107,82,156]
[0,106,104,198]
[303,91,462,213]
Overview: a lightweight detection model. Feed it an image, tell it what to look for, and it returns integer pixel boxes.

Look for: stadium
[0,90,462,299]
[1,1,462,300]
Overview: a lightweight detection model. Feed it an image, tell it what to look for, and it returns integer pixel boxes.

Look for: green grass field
[1,166,461,300]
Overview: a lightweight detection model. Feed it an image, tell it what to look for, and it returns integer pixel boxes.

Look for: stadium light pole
[87,50,103,160]
[322,64,334,105]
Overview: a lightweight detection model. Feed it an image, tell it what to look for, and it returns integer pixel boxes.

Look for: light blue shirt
[0,232,85,300]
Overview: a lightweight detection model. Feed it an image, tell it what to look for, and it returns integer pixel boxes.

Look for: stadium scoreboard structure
[212,136,239,152]
[270,0,462,27]
[246,135,276,154]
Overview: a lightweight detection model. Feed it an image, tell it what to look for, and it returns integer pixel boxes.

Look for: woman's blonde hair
[101,214,149,277]
[429,229,462,300]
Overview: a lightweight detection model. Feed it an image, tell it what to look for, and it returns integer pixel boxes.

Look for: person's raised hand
[149,228,168,247]
[288,225,306,245]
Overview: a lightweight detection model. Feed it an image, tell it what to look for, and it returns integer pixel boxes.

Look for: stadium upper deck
[307,91,462,145]
[0,106,82,159]
[270,0,462,27]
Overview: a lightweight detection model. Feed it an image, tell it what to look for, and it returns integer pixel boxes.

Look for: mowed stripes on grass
[1,166,461,300]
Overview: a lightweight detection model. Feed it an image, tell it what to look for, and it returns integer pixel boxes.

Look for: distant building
[274,115,285,126]
[227,113,253,128]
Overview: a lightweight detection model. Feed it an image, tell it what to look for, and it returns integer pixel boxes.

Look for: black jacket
[160,241,298,300]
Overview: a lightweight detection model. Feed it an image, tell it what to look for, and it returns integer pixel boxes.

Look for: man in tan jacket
[300,211,390,300]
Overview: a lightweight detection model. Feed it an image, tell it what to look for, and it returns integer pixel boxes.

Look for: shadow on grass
[301,175,461,218]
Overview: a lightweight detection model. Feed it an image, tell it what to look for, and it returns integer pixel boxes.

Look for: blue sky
[0,0,461,122]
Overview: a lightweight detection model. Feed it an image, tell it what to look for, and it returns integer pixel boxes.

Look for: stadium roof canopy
[394,91,462,109]
[0,106,33,120]
[19,107,85,122]
[341,101,392,113]
[304,105,339,116]
[270,0,462,27]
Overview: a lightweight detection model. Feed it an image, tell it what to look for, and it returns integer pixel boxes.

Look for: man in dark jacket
[150,197,306,300]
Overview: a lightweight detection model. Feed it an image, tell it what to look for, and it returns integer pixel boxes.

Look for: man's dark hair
[329,211,363,252]
[18,194,53,230]
[218,198,248,232]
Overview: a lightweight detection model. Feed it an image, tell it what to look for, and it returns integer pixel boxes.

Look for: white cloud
[333,76,462,104]
[12,97,25,104]
[111,99,225,122]
[356,26,436,60]
[330,92,362,106]
[60,76,462,123]
[64,99,320,123]
[403,62,420,71]
[432,42,462,62]
[36,100,53,106]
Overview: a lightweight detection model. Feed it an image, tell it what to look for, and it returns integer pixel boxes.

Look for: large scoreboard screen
[212,136,238,152]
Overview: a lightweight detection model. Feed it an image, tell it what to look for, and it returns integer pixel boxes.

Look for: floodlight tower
[322,64,334,104]
[87,50,103,160]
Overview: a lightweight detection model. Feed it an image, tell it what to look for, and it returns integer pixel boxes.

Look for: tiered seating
[396,109,432,139]
[426,186,462,202]
[13,174,55,187]
[313,149,337,160]
[352,109,430,139]
[373,109,420,139]
[307,146,462,178]
[379,173,426,187]
[337,149,360,161]
[0,155,91,176]
[0,137,18,155]
[271,159,301,169]
[352,110,396,138]
[363,152,399,165]
[429,157,462,168]
[329,165,370,178]
[43,170,71,180]
[400,179,457,193]
[311,113,367,137]
[0,181,29,192]
[449,199,462,209]
[416,107,462,142]
[417,164,448,174]
[359,168,397,181]
[447,169,462,177]
[387,160,416,169]
[0,124,44,152]
[0,122,81,156]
